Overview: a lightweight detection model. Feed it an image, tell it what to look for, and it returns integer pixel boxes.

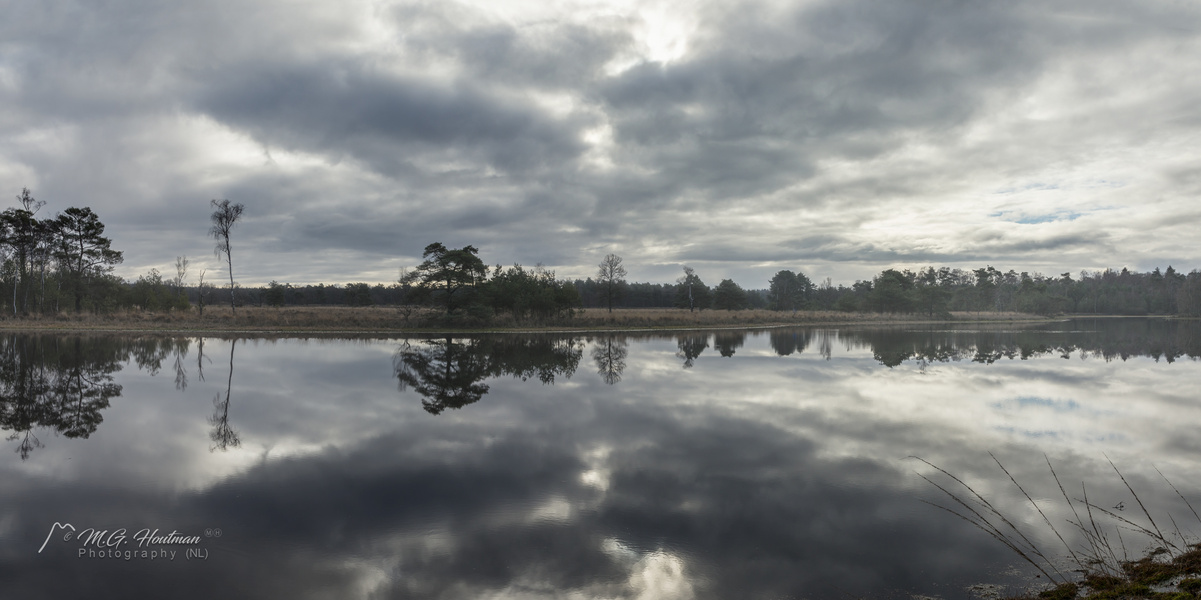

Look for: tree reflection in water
[208,339,240,451]
[0,335,207,458]
[0,336,125,459]
[395,336,584,414]
[836,319,1201,367]
[675,334,708,368]
[713,331,745,357]
[395,337,492,415]
[769,330,812,357]
[4,319,1197,457]
[591,335,628,385]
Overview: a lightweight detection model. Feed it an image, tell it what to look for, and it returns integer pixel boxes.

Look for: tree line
[571,263,1201,317]
[147,247,1201,320]
[3,186,1200,319]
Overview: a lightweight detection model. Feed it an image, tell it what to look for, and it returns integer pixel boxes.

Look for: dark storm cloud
[384,1,632,90]
[1,0,1200,284]
[192,62,589,177]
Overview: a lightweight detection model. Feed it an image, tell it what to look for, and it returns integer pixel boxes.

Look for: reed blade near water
[911,455,1201,599]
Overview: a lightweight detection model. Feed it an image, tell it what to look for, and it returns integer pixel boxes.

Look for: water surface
[2,318,1199,599]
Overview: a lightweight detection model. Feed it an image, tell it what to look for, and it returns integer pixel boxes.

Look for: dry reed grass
[915,454,1201,599]
[0,305,1049,334]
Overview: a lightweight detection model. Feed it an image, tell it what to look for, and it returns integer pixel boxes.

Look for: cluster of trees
[398,243,580,322]
[0,189,235,315]
[817,266,1201,317]
[0,191,249,316]
[572,263,770,311]
[568,261,1201,317]
[0,189,128,316]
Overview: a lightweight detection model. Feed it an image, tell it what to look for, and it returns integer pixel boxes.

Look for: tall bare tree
[196,268,208,317]
[209,199,244,314]
[596,253,627,313]
[173,255,189,304]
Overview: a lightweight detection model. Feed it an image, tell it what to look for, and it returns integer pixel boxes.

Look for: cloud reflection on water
[0,319,1199,599]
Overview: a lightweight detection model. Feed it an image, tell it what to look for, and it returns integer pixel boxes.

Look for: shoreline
[0,306,1104,336]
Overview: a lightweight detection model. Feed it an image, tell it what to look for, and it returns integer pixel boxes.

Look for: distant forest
[1,189,1200,320]
[221,262,1201,318]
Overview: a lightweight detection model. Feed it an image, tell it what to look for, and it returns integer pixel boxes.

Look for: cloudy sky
[2,0,1199,287]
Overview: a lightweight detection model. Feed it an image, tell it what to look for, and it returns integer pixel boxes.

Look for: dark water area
[2,318,1200,599]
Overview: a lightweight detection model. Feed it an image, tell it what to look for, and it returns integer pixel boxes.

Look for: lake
[2,317,1199,599]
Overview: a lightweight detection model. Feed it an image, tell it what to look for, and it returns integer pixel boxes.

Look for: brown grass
[0,305,1050,334]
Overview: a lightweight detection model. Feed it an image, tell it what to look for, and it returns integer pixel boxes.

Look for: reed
[913,454,1201,599]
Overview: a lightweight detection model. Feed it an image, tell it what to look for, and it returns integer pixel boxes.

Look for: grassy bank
[1015,546,1201,600]
[0,306,1052,334]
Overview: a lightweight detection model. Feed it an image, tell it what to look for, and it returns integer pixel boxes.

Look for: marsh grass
[914,454,1201,599]
[0,306,1047,333]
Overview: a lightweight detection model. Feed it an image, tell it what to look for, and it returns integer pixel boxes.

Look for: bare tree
[173,255,189,303]
[596,254,627,313]
[196,268,208,317]
[209,199,244,314]
[397,266,416,322]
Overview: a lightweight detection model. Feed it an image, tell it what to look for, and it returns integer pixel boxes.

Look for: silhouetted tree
[196,268,210,316]
[712,279,748,311]
[344,282,374,306]
[596,254,627,313]
[869,269,915,313]
[913,267,954,317]
[406,243,488,314]
[674,267,711,311]
[131,268,170,310]
[1,209,37,314]
[209,199,244,314]
[173,255,190,307]
[264,281,286,307]
[485,264,580,321]
[768,270,812,311]
[53,207,123,313]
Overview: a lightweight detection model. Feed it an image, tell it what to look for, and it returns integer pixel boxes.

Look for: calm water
[2,318,1200,599]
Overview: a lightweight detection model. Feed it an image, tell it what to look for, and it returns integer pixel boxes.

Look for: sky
[2,0,1200,288]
